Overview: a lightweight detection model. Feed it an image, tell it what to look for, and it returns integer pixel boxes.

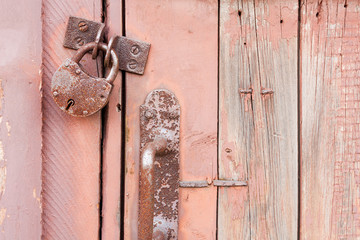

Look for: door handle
[139,137,167,240]
[138,89,180,240]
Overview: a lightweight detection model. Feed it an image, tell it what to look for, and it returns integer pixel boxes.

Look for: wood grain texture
[219,0,298,239]
[101,0,122,238]
[0,0,43,238]
[124,0,218,239]
[41,1,103,239]
[300,1,360,239]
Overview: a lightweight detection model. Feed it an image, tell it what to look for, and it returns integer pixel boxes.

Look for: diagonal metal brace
[63,16,150,75]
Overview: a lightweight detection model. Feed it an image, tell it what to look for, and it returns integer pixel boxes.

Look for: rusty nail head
[75,37,85,46]
[78,21,89,32]
[145,110,153,119]
[83,110,88,115]
[238,88,253,94]
[53,91,58,96]
[261,89,274,95]
[64,62,69,67]
[75,69,81,74]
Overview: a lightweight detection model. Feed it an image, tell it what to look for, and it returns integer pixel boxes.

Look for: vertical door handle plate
[139,89,180,239]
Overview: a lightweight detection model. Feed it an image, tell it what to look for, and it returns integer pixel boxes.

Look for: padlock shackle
[71,42,119,83]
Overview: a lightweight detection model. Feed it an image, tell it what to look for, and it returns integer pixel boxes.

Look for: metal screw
[145,111,153,119]
[78,21,89,32]
[83,110,88,115]
[130,45,140,55]
[102,85,107,90]
[75,37,84,46]
[64,62,69,67]
[128,60,138,70]
[53,91,59,96]
[75,69,81,75]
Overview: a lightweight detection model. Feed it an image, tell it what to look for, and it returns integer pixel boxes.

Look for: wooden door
[1,0,360,239]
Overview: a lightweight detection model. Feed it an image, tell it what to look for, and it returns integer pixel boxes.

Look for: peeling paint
[0,167,6,198]
[117,200,120,228]
[0,141,4,162]
[0,141,5,198]
[0,79,3,110]
[5,122,10,136]
[0,208,6,225]
[33,188,41,207]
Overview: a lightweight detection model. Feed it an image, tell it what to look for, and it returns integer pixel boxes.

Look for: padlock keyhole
[66,99,75,110]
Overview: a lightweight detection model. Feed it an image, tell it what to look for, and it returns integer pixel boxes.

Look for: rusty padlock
[51,42,119,117]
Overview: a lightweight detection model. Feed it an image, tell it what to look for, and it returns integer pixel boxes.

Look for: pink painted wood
[101,0,122,239]
[219,0,299,239]
[124,0,219,239]
[300,0,360,239]
[0,0,43,238]
[41,0,103,239]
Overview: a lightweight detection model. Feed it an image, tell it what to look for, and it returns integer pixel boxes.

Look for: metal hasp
[63,16,150,75]
[139,89,180,240]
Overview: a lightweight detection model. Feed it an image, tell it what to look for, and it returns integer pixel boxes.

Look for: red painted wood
[41,0,103,239]
[0,0,43,238]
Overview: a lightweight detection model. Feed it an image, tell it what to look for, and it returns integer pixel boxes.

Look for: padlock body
[51,59,112,117]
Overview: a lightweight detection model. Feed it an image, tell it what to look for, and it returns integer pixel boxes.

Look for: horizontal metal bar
[213,180,247,187]
[179,181,209,188]
[179,180,247,188]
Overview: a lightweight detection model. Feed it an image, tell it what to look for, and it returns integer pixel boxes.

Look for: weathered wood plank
[300,1,360,239]
[101,0,122,239]
[124,1,218,239]
[0,0,42,238]
[219,0,298,239]
[41,0,103,239]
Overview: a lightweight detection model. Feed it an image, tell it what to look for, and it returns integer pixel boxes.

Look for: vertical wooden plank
[41,0,103,239]
[219,0,298,239]
[124,0,218,239]
[301,1,360,239]
[102,0,122,238]
[0,0,42,238]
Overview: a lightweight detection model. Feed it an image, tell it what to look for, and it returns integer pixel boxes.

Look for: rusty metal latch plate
[140,89,180,239]
[64,16,150,75]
